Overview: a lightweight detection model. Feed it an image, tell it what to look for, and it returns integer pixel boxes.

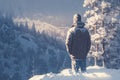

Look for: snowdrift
[29,66,120,80]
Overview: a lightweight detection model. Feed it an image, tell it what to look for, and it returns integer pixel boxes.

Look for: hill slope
[0,16,69,80]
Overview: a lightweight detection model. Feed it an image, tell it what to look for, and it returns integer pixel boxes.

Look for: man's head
[73,14,81,24]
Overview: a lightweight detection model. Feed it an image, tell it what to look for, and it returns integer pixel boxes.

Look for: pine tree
[83,0,120,67]
[103,0,120,69]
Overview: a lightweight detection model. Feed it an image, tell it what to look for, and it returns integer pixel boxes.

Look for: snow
[84,10,95,17]
[101,1,111,9]
[111,17,118,23]
[13,17,60,33]
[13,17,66,40]
[91,33,101,40]
[29,66,120,80]
[83,0,97,7]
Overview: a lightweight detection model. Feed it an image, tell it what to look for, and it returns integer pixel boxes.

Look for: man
[66,14,91,73]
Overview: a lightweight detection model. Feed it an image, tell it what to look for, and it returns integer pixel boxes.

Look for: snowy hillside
[14,17,68,40]
[0,15,69,80]
[29,66,120,80]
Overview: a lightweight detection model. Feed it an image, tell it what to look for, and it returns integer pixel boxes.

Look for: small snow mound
[30,75,45,80]
[87,65,104,69]
[60,69,72,76]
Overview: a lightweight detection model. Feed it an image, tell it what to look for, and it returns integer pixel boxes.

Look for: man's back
[66,22,91,59]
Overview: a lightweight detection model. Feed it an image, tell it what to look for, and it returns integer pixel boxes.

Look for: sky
[0,0,86,27]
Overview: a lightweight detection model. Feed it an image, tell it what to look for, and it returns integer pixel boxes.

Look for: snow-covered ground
[29,66,120,80]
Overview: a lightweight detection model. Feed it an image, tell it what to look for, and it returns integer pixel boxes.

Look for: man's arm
[65,30,73,54]
[87,31,91,53]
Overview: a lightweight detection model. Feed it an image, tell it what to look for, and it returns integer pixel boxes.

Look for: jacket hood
[72,22,85,28]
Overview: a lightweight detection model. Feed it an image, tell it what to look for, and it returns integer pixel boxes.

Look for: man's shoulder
[68,27,75,33]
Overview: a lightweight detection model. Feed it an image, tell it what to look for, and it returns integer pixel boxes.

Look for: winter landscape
[0,0,120,80]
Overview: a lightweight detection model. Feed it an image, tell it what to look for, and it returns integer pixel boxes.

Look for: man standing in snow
[66,14,91,73]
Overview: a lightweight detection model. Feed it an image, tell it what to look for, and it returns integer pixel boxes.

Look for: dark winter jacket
[66,22,91,59]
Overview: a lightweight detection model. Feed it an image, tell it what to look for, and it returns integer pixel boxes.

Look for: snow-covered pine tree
[83,0,120,67]
[102,0,120,69]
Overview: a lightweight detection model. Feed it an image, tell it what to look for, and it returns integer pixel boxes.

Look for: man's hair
[73,14,81,22]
